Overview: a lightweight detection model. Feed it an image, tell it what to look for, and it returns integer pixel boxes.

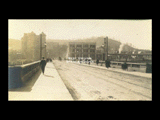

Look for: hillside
[47,37,121,48]
[47,37,121,58]
[46,36,151,58]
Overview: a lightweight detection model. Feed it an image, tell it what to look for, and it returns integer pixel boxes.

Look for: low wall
[8,61,41,89]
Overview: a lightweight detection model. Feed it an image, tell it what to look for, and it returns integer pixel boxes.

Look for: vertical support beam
[88,43,90,57]
[45,45,46,59]
[95,42,96,60]
[82,43,83,58]
[75,43,76,58]
[104,36,108,60]
[40,34,42,60]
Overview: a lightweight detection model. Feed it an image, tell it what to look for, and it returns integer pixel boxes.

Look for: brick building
[67,42,96,60]
[21,32,46,61]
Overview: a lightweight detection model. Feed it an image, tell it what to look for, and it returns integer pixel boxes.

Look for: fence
[110,61,152,73]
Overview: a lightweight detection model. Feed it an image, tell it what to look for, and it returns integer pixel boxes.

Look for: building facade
[67,42,96,60]
[21,32,46,61]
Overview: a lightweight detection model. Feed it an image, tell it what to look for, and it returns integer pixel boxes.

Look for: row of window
[70,49,95,52]
[70,44,95,48]
[68,54,96,59]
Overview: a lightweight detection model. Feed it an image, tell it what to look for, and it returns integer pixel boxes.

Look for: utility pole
[40,33,42,60]
[104,36,108,60]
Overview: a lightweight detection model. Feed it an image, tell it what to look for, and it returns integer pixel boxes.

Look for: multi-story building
[67,42,96,60]
[21,31,46,61]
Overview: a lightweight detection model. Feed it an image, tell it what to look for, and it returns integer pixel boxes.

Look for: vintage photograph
[8,19,152,101]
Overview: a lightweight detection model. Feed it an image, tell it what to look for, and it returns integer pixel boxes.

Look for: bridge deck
[8,62,73,100]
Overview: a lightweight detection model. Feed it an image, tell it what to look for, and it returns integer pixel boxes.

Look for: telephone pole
[104,36,108,60]
[40,33,42,60]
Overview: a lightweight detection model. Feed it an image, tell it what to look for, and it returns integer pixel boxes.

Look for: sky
[8,19,152,50]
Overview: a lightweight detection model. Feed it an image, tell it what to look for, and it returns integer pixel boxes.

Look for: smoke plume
[119,43,124,53]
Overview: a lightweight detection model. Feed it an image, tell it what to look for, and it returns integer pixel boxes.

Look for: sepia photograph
[8,19,152,101]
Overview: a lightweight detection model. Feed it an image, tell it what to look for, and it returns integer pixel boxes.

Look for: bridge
[8,59,152,101]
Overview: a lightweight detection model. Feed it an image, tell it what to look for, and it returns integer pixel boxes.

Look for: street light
[40,33,47,60]
[44,42,47,59]
[104,36,108,61]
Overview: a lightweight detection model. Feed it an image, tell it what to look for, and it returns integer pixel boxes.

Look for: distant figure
[80,58,82,64]
[46,58,49,63]
[50,58,52,62]
[40,57,46,74]
[105,59,110,68]
[88,59,90,65]
[96,59,99,65]
[59,57,62,61]
[122,62,128,71]
[85,59,87,64]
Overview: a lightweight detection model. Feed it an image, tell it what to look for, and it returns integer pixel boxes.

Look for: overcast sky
[9,19,152,50]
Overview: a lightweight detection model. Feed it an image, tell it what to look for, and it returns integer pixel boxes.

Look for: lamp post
[101,44,104,60]
[44,42,47,59]
[40,33,47,60]
[77,50,79,60]
[40,34,42,60]
[104,36,108,61]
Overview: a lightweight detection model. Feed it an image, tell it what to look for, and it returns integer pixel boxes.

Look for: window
[84,44,88,48]
[72,49,75,52]
[76,45,82,47]
[83,49,88,52]
[90,54,95,59]
[76,49,82,52]
[90,49,95,52]
[70,44,75,48]
[90,45,95,48]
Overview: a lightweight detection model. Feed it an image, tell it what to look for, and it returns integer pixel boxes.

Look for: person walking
[40,57,46,74]
[122,62,128,71]
[105,59,110,69]
[96,59,99,65]
[88,59,90,65]
[80,58,82,64]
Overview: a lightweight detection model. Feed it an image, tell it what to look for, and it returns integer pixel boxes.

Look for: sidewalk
[72,62,152,79]
[8,62,73,100]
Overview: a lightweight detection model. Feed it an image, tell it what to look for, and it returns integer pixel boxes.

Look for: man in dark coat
[40,57,46,74]
[122,62,128,71]
[80,58,82,64]
[105,59,110,68]
[88,59,90,65]
[96,59,99,65]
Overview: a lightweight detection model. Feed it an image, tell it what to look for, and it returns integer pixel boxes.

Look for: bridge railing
[110,61,152,73]
[94,61,152,73]
[8,60,41,89]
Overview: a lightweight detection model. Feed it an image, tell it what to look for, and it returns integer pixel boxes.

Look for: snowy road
[53,60,152,100]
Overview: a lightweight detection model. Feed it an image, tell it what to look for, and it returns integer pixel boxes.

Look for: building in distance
[21,31,46,61]
[67,42,96,60]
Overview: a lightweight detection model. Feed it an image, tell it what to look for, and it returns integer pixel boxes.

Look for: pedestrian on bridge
[105,59,110,69]
[96,59,99,65]
[40,57,46,74]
